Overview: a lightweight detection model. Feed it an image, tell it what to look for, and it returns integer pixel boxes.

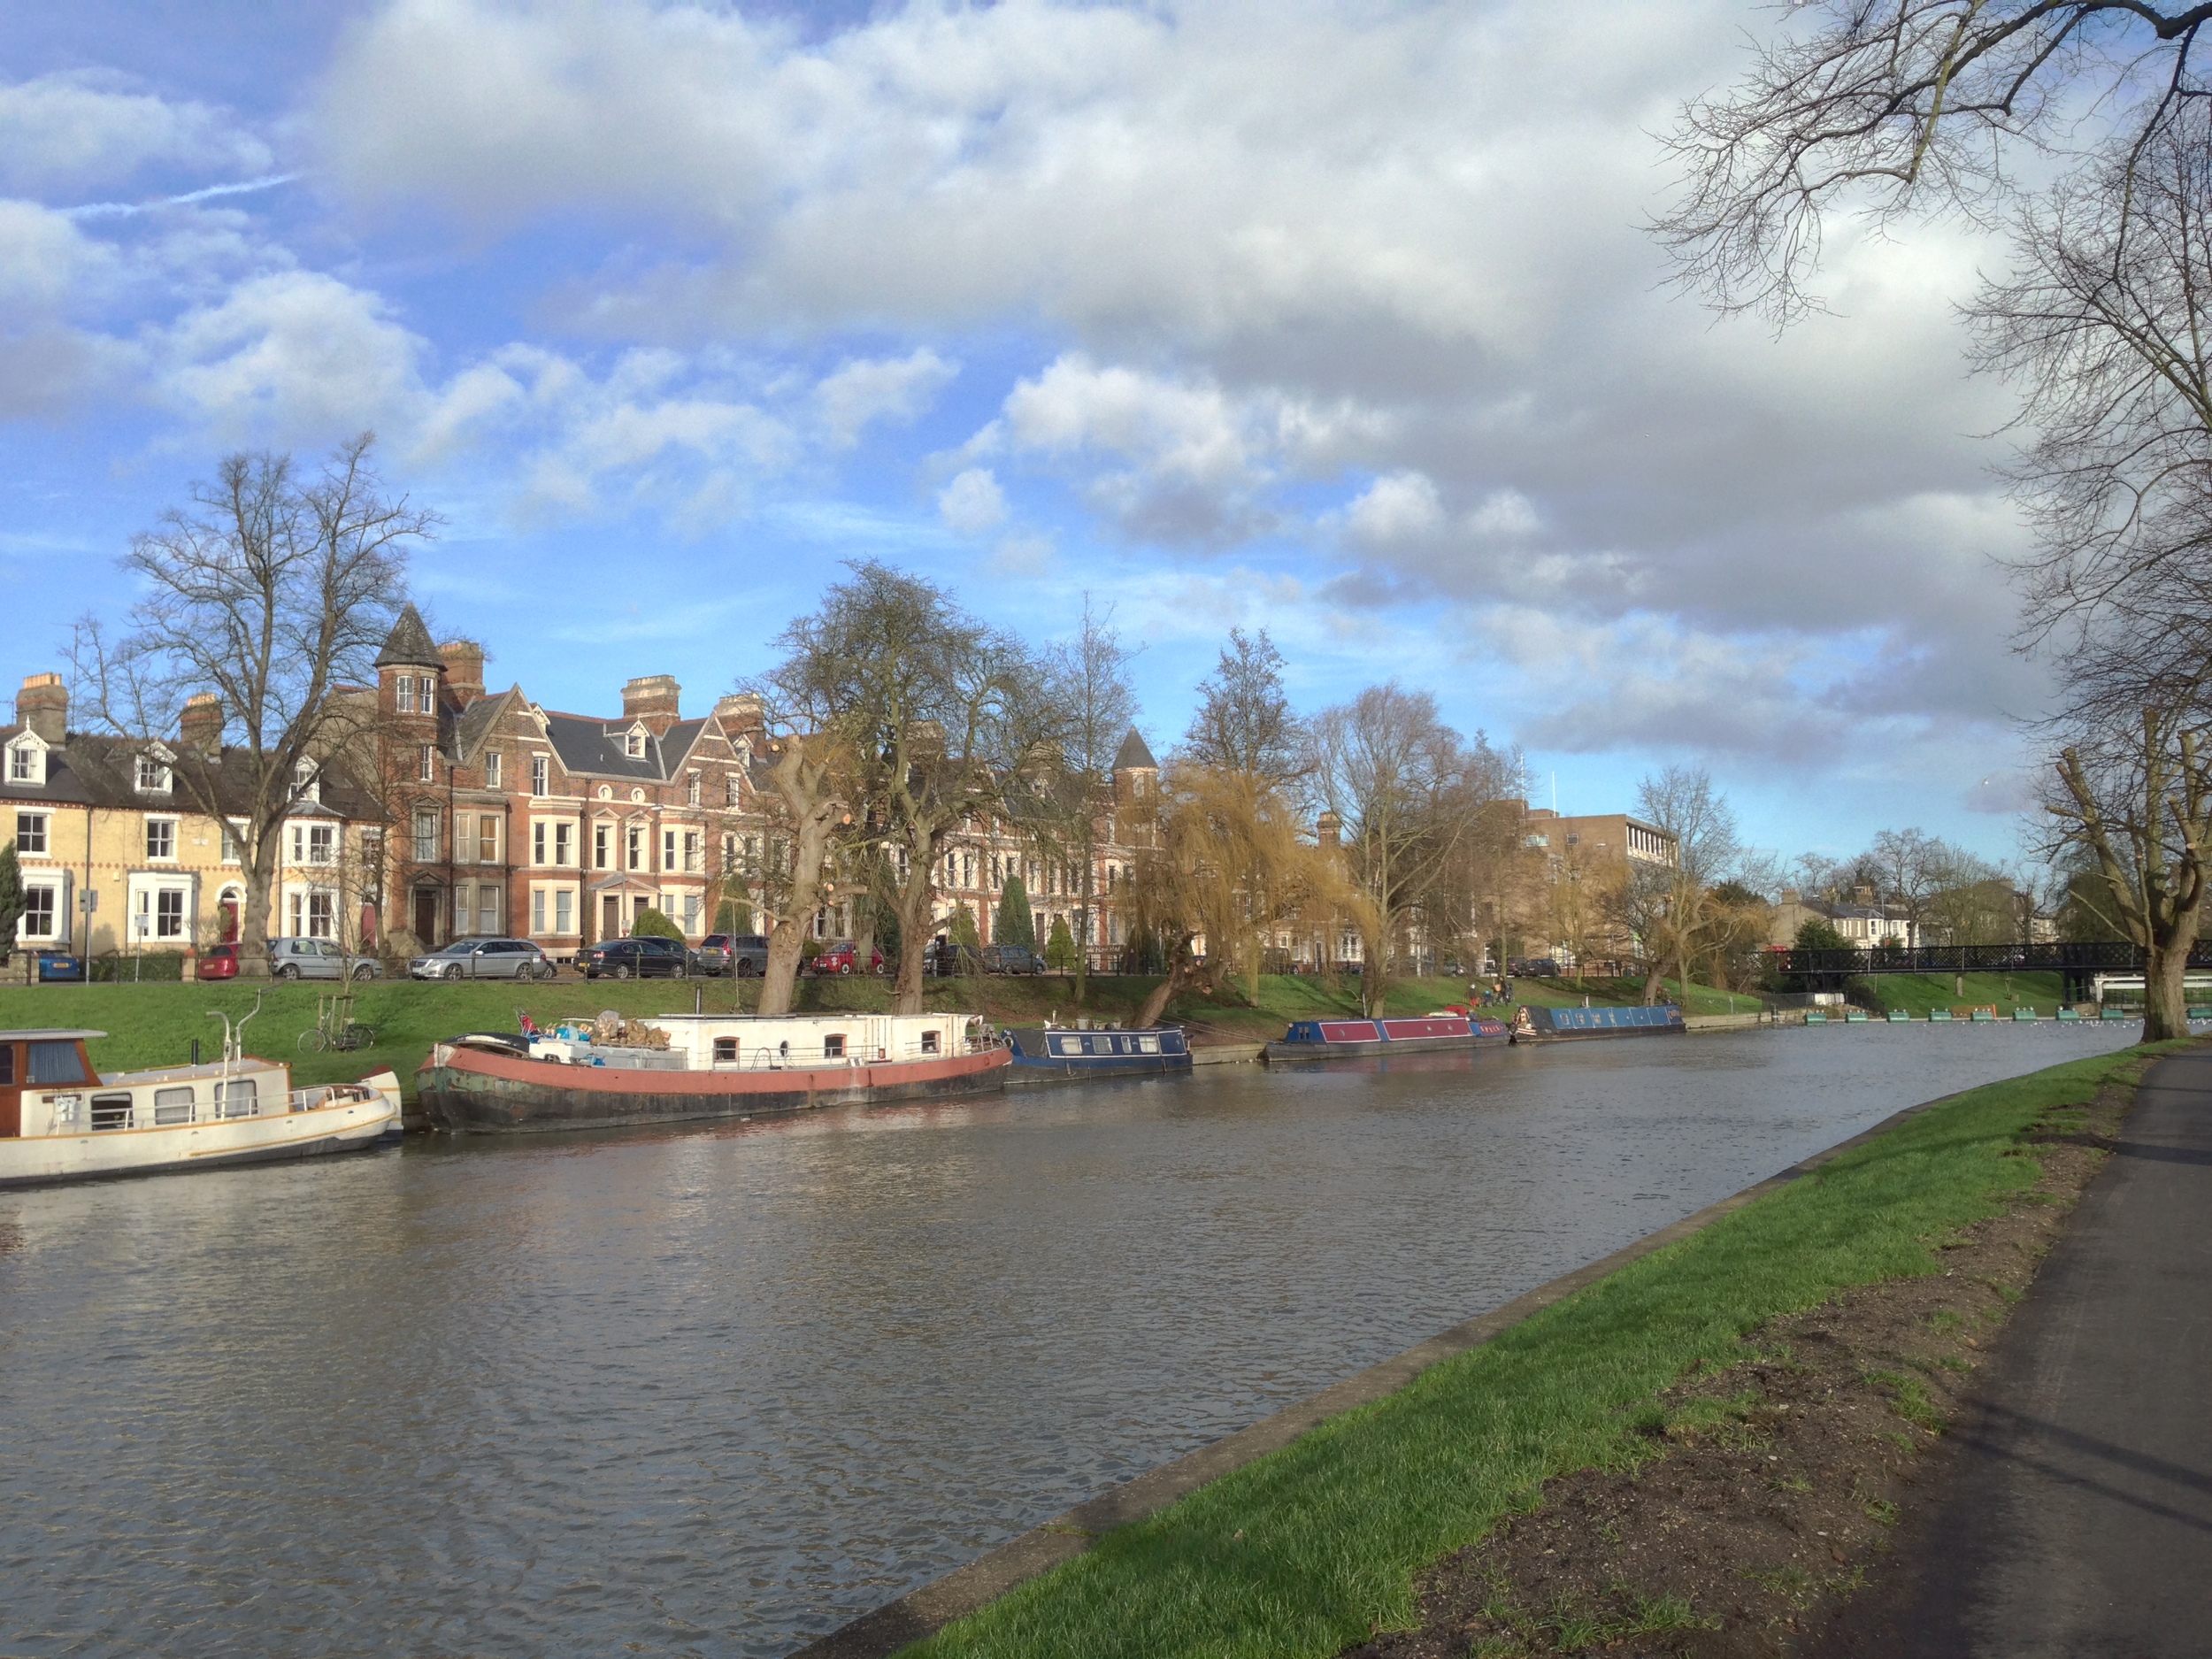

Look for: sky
[0,0,2061,871]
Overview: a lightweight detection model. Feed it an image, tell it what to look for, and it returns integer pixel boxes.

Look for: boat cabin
[526,1012,989,1073]
[0,1030,102,1138]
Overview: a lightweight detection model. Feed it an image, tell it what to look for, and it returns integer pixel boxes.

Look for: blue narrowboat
[1003,1025,1193,1080]
[1264,1014,1509,1062]
[1509,1003,1686,1042]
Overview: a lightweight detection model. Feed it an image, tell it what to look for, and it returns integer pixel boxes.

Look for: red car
[196,943,242,980]
[809,939,883,975]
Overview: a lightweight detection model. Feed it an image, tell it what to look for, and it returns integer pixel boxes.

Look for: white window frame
[7,738,43,787]
[484,751,502,788]
[418,744,436,783]
[221,819,244,864]
[144,816,179,862]
[19,880,61,941]
[15,810,49,856]
[530,754,549,796]
[136,755,173,794]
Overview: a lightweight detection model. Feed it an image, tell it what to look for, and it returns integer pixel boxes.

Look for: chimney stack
[439,641,485,707]
[713,691,763,734]
[180,692,223,757]
[622,674,681,734]
[16,673,66,744]
[1317,810,1341,850]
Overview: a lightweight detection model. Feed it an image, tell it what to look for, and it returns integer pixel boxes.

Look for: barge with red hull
[1263,1013,1510,1063]
[419,1010,1009,1134]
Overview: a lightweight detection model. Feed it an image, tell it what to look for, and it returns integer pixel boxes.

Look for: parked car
[979,944,1045,976]
[923,938,983,977]
[33,947,85,983]
[271,937,380,981]
[196,942,241,980]
[410,937,556,981]
[696,933,771,978]
[809,939,884,976]
[577,935,694,980]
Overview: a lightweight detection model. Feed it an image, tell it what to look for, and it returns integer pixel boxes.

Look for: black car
[979,944,1045,976]
[695,933,771,978]
[924,939,983,976]
[578,935,694,979]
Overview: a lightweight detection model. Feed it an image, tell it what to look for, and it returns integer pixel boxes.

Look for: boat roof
[0,1029,107,1041]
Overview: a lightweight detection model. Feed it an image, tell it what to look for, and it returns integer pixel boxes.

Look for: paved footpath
[1822,1046,2212,1657]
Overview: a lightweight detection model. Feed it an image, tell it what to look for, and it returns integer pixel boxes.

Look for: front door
[602,895,620,940]
[413,888,439,947]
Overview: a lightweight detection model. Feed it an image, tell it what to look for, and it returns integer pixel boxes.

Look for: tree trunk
[757,810,835,1017]
[2143,923,2198,1042]
[1134,937,1201,1029]
[1075,837,1094,1005]
[892,856,938,1015]
[239,837,280,979]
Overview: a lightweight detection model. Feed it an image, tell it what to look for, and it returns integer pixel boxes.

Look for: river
[0,1023,2135,1656]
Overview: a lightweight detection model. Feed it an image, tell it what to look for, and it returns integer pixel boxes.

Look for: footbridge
[1769,941,2206,1004]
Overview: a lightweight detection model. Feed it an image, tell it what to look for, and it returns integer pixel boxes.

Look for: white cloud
[937,466,1008,535]
[0,71,271,195]
[1345,472,1445,546]
[815,347,957,446]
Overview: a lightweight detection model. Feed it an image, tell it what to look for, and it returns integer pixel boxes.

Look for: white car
[411,938,557,981]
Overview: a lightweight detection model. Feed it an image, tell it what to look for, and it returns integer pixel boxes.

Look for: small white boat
[0,1017,401,1190]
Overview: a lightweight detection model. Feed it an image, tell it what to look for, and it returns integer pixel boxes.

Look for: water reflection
[0,1025,2136,1657]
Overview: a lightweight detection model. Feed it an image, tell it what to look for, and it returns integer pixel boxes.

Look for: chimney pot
[16,672,66,744]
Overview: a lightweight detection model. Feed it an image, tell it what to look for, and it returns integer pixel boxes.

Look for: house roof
[374,604,442,669]
[1113,727,1157,771]
[0,726,379,822]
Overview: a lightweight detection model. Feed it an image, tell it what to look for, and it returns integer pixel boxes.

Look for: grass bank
[1,971,1747,1098]
[900,1041,2179,1659]
[1851,971,2066,1018]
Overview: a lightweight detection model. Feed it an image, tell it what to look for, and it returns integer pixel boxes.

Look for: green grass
[1853,972,2066,1018]
[4,969,1758,1097]
[902,1041,2182,1659]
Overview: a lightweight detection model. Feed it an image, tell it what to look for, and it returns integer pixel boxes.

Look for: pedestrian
[1502,976,1515,1003]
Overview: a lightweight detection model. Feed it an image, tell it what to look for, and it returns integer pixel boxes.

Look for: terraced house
[367,607,772,960]
[3,672,380,963]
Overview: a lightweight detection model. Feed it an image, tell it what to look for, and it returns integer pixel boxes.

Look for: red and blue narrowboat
[1263,1013,1509,1062]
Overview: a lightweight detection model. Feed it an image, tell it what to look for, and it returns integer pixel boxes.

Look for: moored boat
[0,1025,401,1189]
[417,1010,1010,1133]
[1003,1025,1192,1081]
[1264,1013,1509,1062]
[1509,1003,1686,1042]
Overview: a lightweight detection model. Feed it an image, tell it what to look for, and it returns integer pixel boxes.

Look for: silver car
[270,937,380,981]
[410,937,556,981]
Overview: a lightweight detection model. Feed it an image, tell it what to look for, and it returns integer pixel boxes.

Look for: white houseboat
[0,1026,402,1189]
[419,1010,1009,1133]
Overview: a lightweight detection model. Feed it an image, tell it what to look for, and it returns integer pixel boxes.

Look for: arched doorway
[218,887,242,943]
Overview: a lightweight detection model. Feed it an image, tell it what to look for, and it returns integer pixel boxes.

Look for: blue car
[34,949,84,983]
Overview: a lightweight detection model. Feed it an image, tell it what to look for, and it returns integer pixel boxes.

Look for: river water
[0,1024,2135,1656]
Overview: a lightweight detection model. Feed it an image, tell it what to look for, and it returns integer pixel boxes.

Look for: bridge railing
[1766,941,2196,977]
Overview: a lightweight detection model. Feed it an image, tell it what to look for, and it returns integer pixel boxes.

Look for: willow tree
[69,438,430,977]
[1125,763,1368,1029]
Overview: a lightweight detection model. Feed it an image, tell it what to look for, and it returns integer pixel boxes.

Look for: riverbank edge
[790,1048,2143,1659]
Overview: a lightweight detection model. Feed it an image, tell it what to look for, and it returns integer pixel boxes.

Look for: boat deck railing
[50,1077,380,1134]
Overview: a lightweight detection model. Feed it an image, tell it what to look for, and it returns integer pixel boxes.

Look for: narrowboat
[0,1025,401,1189]
[1263,1013,1509,1062]
[1509,1003,1686,1043]
[1003,1025,1192,1080]
[418,1010,1010,1133]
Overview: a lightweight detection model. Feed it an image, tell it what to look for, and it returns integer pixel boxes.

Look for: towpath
[1818,1045,2212,1657]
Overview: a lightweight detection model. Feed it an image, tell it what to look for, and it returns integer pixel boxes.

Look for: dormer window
[136,753,172,794]
[625,725,648,759]
[295,759,320,803]
[7,738,42,787]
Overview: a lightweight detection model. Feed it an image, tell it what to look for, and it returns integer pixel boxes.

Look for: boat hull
[0,1077,401,1190]
[418,1041,1010,1133]
[1509,1004,1686,1043]
[1264,1014,1509,1063]
[1004,1028,1193,1082]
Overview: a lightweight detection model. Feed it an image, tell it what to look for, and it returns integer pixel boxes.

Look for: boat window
[216,1078,259,1118]
[90,1093,133,1131]
[1052,1036,1076,1056]
[1137,1035,1159,1053]
[153,1086,196,1125]
[920,1030,941,1054]
[824,1033,846,1059]
[712,1037,738,1064]
[27,1042,88,1086]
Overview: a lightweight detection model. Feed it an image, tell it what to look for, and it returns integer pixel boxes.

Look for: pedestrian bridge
[1769,941,2203,1003]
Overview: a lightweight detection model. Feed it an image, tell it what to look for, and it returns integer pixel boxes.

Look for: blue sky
[1,1,2058,870]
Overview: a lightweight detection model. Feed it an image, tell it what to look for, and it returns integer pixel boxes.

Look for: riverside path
[1822,1045,2212,1657]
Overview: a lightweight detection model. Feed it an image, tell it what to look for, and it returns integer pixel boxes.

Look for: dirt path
[1341,1068,2142,1658]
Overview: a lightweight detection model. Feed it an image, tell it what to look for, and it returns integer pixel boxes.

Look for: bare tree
[2044,703,2211,1038]
[71,438,432,977]
[1182,628,1308,791]
[780,562,1051,1014]
[1310,684,1515,1010]
[1632,765,1746,1003]
[1046,595,1139,1003]
[1655,0,2212,323]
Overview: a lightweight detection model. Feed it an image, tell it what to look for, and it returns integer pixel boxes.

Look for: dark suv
[578,935,694,979]
[979,944,1045,975]
[696,933,770,978]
